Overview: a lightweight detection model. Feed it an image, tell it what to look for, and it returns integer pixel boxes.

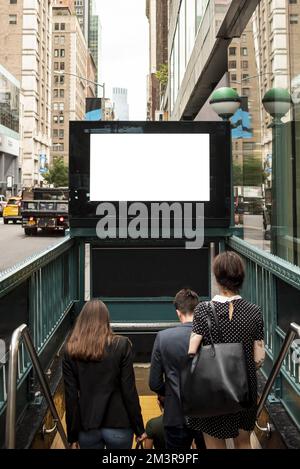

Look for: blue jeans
[164,426,206,451]
[78,428,133,449]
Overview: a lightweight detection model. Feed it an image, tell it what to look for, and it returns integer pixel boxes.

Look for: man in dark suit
[149,289,205,450]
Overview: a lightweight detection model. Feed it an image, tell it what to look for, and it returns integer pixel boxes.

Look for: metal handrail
[256,322,300,431]
[5,324,69,449]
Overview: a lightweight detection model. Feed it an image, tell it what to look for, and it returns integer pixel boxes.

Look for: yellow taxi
[3,197,22,224]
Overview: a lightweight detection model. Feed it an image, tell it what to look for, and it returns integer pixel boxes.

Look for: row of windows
[54,75,65,84]
[229,47,248,56]
[54,35,65,45]
[54,49,65,57]
[54,23,65,31]
[53,102,64,111]
[52,143,64,152]
[54,62,65,71]
[53,89,65,98]
[53,129,64,138]
[229,60,249,70]
[53,115,64,124]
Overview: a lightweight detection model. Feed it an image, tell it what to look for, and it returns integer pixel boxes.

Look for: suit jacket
[149,323,192,428]
[63,335,144,443]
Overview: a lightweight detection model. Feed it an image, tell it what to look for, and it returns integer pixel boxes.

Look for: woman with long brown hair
[63,299,146,449]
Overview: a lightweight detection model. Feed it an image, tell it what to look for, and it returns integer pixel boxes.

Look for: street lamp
[209,87,241,227]
[209,87,241,121]
[262,88,292,122]
[262,87,292,256]
[53,70,105,98]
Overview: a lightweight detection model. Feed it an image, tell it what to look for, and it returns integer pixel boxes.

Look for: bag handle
[209,301,224,343]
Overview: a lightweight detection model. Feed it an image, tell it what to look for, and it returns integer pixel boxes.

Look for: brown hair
[174,288,199,314]
[213,251,245,293]
[66,300,114,361]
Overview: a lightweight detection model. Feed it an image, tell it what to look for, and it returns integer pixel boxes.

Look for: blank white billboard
[90,133,210,202]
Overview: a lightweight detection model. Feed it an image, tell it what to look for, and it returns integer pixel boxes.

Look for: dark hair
[66,299,115,361]
[174,288,199,314]
[213,252,245,293]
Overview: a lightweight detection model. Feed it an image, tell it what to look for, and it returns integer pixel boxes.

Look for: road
[0,219,66,273]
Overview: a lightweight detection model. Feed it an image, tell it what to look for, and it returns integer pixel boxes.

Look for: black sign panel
[69,121,231,230]
[91,247,209,298]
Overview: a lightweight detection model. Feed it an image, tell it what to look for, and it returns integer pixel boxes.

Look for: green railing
[228,236,300,429]
[0,237,79,414]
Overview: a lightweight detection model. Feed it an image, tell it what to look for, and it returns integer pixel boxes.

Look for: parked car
[3,197,22,224]
[0,194,7,215]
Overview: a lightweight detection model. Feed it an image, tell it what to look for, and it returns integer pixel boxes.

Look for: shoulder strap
[209,301,224,343]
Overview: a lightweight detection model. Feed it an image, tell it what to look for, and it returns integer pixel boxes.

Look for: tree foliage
[155,63,168,90]
[43,157,68,187]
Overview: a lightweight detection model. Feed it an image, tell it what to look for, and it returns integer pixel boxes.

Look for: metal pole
[22,328,69,449]
[5,324,27,449]
[5,325,69,449]
[257,322,300,418]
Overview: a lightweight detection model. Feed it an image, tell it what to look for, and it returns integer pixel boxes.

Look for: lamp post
[209,87,241,227]
[53,70,105,98]
[262,88,292,255]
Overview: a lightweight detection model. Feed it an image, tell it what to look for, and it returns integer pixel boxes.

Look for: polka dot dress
[187,298,264,440]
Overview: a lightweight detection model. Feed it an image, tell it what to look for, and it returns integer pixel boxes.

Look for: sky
[95,0,149,120]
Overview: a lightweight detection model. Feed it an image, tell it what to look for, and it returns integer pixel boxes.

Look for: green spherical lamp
[262,88,292,119]
[209,87,241,120]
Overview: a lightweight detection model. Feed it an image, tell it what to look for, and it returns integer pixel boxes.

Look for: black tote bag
[182,302,251,418]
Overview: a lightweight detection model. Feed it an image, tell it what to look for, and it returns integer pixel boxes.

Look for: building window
[59,89,64,98]
[54,36,59,44]
[53,129,58,138]
[53,89,58,98]
[59,103,64,111]
[290,14,299,24]
[231,74,237,82]
[9,14,17,24]
[241,60,249,69]
[229,61,237,69]
[10,0,17,4]
[59,115,64,123]
[60,49,65,57]
[60,36,65,45]
[242,73,249,83]
[60,23,65,31]
[54,62,59,71]
[229,47,236,56]
[59,129,64,139]
[54,23,59,31]
[53,116,58,123]
[54,49,59,57]
[241,47,248,56]
[242,88,250,97]
[289,0,297,4]
[60,62,65,71]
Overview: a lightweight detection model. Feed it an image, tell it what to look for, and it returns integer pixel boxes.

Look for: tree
[155,63,168,92]
[43,157,68,187]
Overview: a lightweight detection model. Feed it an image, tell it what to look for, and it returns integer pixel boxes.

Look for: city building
[0,64,21,195]
[74,0,101,86]
[146,0,168,121]
[102,98,115,121]
[51,0,97,165]
[227,22,263,208]
[0,0,52,187]
[112,87,129,120]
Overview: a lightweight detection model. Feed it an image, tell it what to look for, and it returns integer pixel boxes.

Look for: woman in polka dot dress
[188,252,265,449]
